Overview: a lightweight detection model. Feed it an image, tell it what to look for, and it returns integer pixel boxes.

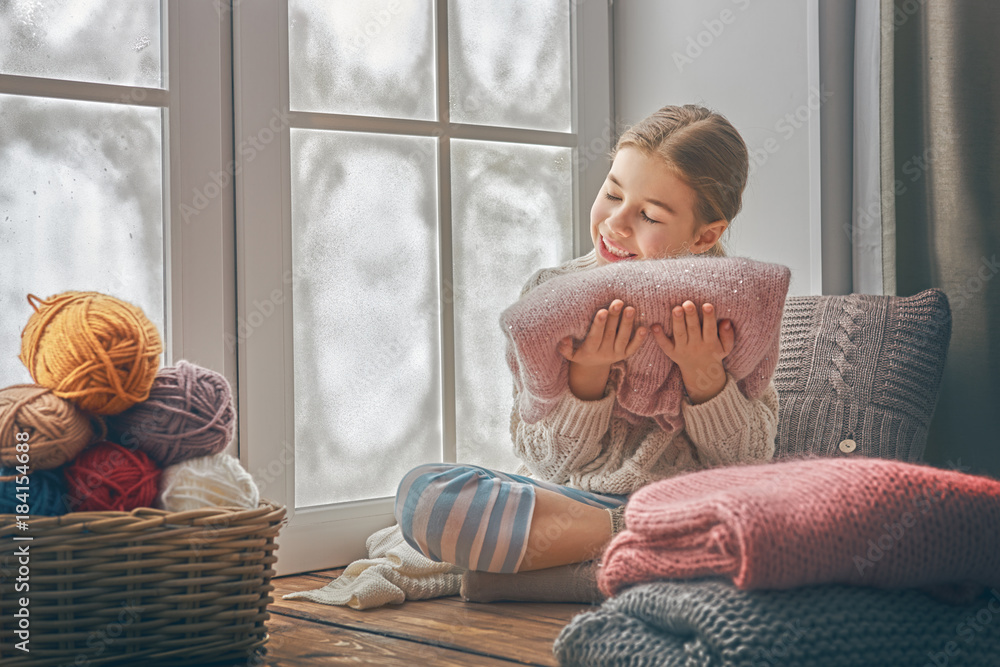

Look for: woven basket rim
[0,497,286,532]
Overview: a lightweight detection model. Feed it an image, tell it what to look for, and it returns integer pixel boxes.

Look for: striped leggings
[394,463,627,574]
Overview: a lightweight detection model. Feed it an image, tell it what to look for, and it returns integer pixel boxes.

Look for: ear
[691,219,729,254]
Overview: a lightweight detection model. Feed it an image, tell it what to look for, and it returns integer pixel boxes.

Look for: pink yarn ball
[106,360,236,467]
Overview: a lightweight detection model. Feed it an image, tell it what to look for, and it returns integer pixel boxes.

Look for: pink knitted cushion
[500,256,791,431]
[597,456,1000,598]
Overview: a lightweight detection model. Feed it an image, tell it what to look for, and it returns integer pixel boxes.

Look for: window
[0,1,166,383]
[235,0,611,574]
[0,1,235,404]
[0,0,609,576]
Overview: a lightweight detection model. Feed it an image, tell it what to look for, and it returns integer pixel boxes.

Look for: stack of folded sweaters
[554,455,1000,666]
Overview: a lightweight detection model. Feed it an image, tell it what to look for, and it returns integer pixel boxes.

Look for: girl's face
[590,146,726,265]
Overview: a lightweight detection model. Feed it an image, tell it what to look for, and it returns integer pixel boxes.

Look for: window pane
[449,0,571,131]
[0,94,165,385]
[0,0,162,88]
[288,0,435,120]
[290,129,440,507]
[451,139,573,473]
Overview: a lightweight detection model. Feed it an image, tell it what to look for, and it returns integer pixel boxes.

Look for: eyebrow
[608,174,676,215]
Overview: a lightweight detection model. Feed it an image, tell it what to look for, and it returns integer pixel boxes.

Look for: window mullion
[0,73,169,107]
[287,110,576,148]
[571,0,614,258]
[436,0,457,463]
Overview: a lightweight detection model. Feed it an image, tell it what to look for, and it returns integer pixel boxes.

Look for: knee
[394,463,477,523]
[394,463,487,547]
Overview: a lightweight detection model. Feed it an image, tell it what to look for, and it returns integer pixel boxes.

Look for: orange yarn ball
[19,291,163,415]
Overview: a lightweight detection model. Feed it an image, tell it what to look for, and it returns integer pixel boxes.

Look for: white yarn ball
[157,452,260,512]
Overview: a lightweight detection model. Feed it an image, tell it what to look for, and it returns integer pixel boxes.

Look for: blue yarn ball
[0,466,71,516]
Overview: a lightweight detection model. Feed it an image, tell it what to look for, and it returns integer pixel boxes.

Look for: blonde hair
[612,104,749,258]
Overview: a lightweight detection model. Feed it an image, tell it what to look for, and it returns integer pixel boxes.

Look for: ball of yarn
[0,466,70,516]
[63,441,161,512]
[106,360,235,468]
[0,384,102,479]
[157,452,260,512]
[19,291,163,415]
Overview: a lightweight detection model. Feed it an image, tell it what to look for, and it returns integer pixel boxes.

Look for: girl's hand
[650,301,735,403]
[558,299,647,367]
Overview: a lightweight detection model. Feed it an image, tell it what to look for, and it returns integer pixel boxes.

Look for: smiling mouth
[602,235,637,259]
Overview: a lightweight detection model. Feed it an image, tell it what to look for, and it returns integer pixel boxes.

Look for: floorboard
[249,567,595,666]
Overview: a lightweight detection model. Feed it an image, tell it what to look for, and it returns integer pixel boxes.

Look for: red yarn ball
[63,441,161,512]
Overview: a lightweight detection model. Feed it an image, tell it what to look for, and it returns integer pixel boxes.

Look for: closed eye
[604,192,661,224]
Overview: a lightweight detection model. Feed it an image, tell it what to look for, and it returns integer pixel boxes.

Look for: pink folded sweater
[598,456,1000,599]
[500,255,790,431]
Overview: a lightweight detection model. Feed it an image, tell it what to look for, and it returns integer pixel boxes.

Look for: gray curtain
[886,0,1000,478]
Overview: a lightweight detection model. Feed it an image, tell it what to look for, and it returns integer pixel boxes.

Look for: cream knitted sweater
[510,250,779,496]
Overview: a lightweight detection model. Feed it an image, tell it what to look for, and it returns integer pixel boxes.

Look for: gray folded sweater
[554,578,1000,666]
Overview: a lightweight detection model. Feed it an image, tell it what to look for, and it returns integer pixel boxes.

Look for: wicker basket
[0,499,287,666]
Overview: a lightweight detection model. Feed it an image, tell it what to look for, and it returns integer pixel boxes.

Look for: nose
[605,206,632,237]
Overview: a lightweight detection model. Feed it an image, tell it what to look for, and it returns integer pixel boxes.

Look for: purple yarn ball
[106,360,235,467]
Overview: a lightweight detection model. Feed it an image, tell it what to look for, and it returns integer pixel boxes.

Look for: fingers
[702,302,717,342]
[623,317,647,358]
[623,328,646,358]
[602,300,625,348]
[647,302,738,365]
[614,304,643,355]
[582,305,610,354]
[719,319,735,356]
[682,301,702,341]
[576,299,649,364]
[650,323,673,356]
[605,300,648,359]
[655,302,714,359]
[600,300,637,355]
[557,336,574,361]
[671,304,689,345]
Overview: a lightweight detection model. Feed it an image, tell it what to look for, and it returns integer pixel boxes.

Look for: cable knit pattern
[597,456,1000,598]
[830,297,862,400]
[773,289,951,461]
[554,579,1000,667]
[501,251,790,433]
[508,250,780,495]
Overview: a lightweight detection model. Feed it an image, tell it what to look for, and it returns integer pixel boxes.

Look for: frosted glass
[0,0,161,88]
[451,140,573,473]
[0,94,165,386]
[290,129,440,507]
[449,0,571,131]
[288,0,435,120]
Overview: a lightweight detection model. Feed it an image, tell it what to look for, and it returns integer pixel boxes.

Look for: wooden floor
[249,566,595,666]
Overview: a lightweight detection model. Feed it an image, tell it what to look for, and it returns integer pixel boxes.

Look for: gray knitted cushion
[553,578,1000,667]
[773,287,951,461]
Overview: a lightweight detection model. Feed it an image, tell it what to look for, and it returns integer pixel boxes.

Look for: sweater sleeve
[509,380,617,484]
[680,373,779,468]
[508,253,617,484]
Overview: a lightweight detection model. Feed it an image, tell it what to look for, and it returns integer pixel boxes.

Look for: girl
[395,104,779,577]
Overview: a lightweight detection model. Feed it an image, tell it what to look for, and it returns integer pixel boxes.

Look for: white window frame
[0,0,237,414]
[234,0,613,576]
